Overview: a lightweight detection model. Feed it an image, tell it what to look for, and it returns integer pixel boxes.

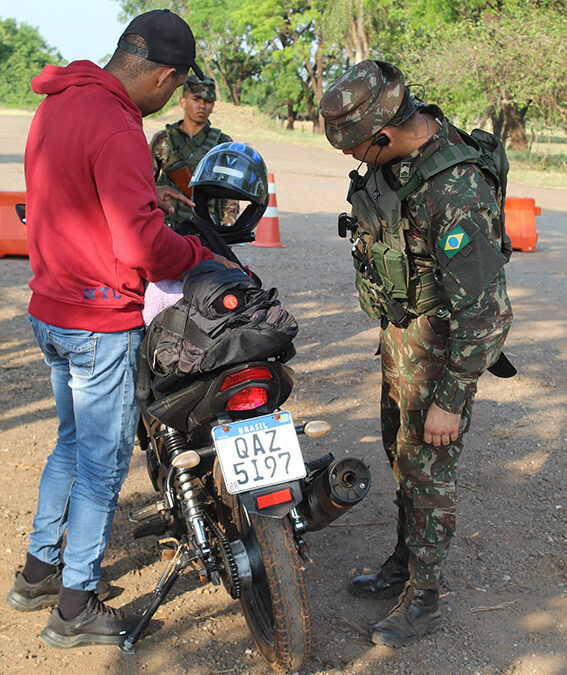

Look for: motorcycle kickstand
[119,544,192,654]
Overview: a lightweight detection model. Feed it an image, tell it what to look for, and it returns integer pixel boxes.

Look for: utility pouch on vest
[355,272,388,321]
[408,268,443,316]
[166,161,193,199]
[371,241,409,301]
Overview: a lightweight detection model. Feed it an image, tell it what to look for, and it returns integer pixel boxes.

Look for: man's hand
[424,402,461,447]
[156,186,194,214]
[213,253,242,270]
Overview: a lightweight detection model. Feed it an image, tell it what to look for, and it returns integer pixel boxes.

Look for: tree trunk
[286,100,295,130]
[306,91,318,131]
[348,0,369,63]
[490,107,505,141]
[214,64,240,105]
[196,44,223,103]
[304,27,325,134]
[502,101,529,150]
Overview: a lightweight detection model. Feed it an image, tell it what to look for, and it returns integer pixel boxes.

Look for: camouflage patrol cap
[183,74,216,102]
[320,60,405,149]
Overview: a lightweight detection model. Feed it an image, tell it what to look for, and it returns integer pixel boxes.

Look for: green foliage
[389,1,567,146]
[6,0,560,143]
[0,18,64,109]
[118,0,339,126]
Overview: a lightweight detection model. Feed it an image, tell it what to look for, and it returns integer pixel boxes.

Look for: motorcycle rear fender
[237,480,303,518]
[144,360,294,438]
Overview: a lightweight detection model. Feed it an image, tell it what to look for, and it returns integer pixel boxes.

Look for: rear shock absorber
[161,426,187,457]
[162,427,218,582]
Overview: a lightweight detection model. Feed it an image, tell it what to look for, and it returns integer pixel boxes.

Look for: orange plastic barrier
[0,191,27,257]
[252,173,285,248]
[504,196,540,252]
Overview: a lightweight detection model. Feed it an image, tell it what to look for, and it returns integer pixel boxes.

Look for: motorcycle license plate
[212,412,306,494]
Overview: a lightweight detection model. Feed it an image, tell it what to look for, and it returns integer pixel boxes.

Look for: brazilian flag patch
[438,226,471,259]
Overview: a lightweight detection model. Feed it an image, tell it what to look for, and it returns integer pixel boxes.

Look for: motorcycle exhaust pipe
[300,457,371,532]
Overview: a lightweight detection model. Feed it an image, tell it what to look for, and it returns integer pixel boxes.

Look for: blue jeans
[28,316,144,591]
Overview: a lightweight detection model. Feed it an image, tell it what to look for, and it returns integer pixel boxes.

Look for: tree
[389,1,567,149]
[117,0,264,105]
[118,0,337,129]
[322,0,402,65]
[0,18,64,109]
[241,0,341,130]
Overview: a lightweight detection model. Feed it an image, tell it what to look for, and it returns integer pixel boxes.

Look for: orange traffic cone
[252,173,285,247]
[504,197,540,252]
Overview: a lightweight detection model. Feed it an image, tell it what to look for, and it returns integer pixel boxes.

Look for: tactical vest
[164,122,223,174]
[349,125,511,327]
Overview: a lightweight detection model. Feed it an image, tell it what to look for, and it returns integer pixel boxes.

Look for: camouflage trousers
[380,314,475,589]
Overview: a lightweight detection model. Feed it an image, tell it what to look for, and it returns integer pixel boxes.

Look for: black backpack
[135,260,298,401]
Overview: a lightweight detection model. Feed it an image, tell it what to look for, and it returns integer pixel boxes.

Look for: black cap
[118,9,204,78]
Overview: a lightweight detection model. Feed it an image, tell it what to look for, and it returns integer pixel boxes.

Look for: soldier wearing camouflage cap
[150,72,238,232]
[320,60,513,646]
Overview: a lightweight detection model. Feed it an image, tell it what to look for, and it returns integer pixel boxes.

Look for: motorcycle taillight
[225,386,269,411]
[220,367,273,392]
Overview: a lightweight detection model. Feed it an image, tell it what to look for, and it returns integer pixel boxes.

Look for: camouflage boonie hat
[320,60,405,149]
[184,74,216,102]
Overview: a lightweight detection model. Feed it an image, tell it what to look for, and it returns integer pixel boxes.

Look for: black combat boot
[370,582,442,647]
[349,499,410,599]
[349,539,410,599]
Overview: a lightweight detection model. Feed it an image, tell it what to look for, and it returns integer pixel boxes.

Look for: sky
[0,0,129,65]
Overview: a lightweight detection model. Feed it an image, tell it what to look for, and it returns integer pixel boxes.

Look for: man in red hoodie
[5,10,223,648]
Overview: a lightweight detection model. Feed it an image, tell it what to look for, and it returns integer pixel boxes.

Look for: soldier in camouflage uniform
[150,74,239,233]
[319,60,513,647]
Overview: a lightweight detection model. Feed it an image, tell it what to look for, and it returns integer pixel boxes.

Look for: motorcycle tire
[212,460,310,672]
[239,511,311,673]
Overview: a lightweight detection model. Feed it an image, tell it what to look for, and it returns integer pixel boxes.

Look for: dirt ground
[1,110,566,675]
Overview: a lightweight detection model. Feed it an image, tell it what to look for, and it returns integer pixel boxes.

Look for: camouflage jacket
[354,114,513,414]
[150,120,238,232]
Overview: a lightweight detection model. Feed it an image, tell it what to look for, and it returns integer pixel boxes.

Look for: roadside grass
[508,135,567,188]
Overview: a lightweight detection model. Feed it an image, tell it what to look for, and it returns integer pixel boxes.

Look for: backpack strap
[135,331,152,402]
[397,143,481,202]
[161,305,188,337]
[160,304,218,351]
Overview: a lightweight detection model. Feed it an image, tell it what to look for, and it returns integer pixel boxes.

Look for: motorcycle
[124,353,371,672]
[130,143,371,672]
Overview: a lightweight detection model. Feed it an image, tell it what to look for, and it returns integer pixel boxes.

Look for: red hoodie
[25,60,214,332]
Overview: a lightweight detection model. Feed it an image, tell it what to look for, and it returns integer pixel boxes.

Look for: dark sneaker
[6,571,110,612]
[6,570,62,612]
[371,583,442,647]
[40,595,138,649]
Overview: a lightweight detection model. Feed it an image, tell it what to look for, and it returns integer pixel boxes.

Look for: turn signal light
[226,386,268,411]
[220,367,273,392]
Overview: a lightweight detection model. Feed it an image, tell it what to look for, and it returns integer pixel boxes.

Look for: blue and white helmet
[190,142,269,243]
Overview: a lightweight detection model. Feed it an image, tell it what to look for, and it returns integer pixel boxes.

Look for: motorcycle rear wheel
[238,510,311,673]
[212,459,310,672]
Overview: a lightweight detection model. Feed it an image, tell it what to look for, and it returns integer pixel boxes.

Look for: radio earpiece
[371,134,389,147]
